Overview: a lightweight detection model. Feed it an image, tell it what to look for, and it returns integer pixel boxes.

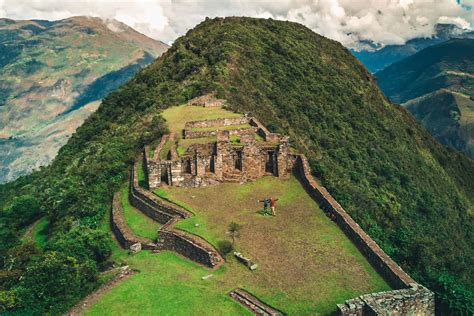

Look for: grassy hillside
[377,39,474,159]
[0,17,168,183]
[0,17,473,314]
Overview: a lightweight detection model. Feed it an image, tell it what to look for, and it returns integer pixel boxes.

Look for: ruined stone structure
[146,116,294,189]
[110,162,223,268]
[111,103,436,315]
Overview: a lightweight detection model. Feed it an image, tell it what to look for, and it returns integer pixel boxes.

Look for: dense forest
[0,17,473,314]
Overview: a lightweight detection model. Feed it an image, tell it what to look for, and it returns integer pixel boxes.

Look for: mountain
[0,17,473,314]
[376,39,474,158]
[0,17,168,183]
[353,24,474,72]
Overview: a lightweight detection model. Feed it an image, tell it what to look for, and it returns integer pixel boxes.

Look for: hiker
[258,198,271,215]
[270,197,279,216]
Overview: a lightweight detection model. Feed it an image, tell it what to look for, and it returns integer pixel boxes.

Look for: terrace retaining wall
[294,155,435,315]
[120,160,223,268]
[111,192,157,250]
[184,126,257,139]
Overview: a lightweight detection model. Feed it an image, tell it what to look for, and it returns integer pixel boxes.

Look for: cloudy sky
[0,0,472,48]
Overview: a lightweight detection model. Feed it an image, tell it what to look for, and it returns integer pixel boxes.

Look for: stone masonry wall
[184,126,257,139]
[185,117,249,129]
[111,192,157,250]
[157,229,222,268]
[337,283,435,315]
[127,161,223,268]
[294,155,435,315]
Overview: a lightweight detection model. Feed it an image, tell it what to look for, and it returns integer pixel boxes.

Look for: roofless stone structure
[146,116,295,188]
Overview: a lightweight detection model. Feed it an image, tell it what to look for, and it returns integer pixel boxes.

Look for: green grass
[31,217,49,249]
[136,159,147,188]
[161,105,241,135]
[120,185,160,240]
[159,140,175,160]
[85,251,252,316]
[151,175,390,315]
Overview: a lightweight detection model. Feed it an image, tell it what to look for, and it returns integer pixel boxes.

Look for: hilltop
[0,17,473,314]
[0,16,168,183]
[377,39,474,158]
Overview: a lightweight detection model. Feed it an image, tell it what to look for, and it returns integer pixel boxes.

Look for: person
[270,197,279,216]
[258,198,271,215]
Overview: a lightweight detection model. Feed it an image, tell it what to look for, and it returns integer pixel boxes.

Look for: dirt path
[22,218,40,241]
[66,266,135,316]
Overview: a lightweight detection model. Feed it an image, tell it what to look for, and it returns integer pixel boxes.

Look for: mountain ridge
[0,17,472,314]
[376,38,474,158]
[0,16,169,183]
[353,23,474,72]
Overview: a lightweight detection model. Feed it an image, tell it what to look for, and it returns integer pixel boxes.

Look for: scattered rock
[194,223,200,227]
[201,274,213,280]
[234,251,257,271]
[129,242,142,254]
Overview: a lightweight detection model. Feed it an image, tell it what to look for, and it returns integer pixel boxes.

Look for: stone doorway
[265,151,275,175]
[160,164,169,185]
[234,150,243,171]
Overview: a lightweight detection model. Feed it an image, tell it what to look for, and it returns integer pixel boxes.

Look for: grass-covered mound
[0,17,473,313]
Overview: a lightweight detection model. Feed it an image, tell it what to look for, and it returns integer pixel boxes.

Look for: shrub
[217,240,233,256]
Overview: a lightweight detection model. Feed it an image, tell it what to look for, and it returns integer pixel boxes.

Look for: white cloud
[0,0,472,48]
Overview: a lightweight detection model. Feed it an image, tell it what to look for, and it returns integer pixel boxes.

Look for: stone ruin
[146,116,296,189]
[111,102,436,315]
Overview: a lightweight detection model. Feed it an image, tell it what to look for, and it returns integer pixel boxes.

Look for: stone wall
[293,155,435,315]
[185,117,249,129]
[131,162,190,219]
[295,155,414,289]
[111,192,157,250]
[184,126,257,139]
[126,161,223,269]
[187,93,226,108]
[157,229,222,268]
[229,288,283,316]
[337,284,435,315]
[249,117,280,142]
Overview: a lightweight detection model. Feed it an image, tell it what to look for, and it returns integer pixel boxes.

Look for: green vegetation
[377,39,474,159]
[120,186,159,240]
[85,251,252,316]
[31,217,49,248]
[88,176,389,315]
[136,159,147,188]
[0,17,473,313]
[0,17,168,183]
[154,176,390,314]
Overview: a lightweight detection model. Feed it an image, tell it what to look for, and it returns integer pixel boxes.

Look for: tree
[228,222,242,245]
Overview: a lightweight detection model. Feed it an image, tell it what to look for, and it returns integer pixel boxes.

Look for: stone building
[146,116,294,188]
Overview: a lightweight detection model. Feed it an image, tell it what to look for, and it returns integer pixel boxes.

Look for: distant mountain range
[353,24,474,73]
[0,17,168,183]
[376,39,474,159]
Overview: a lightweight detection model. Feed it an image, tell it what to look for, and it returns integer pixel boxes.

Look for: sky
[0,0,472,49]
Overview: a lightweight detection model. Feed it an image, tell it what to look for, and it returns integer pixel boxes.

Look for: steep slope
[0,17,168,183]
[353,24,474,72]
[376,39,474,158]
[0,17,473,314]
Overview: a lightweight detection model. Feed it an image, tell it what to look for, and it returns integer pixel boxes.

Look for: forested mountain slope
[377,39,474,159]
[0,17,473,314]
[0,17,168,183]
[353,23,474,72]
